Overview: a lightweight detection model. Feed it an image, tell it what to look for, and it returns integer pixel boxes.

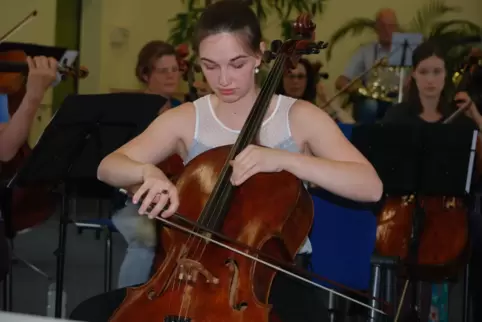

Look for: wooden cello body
[377,195,470,281]
[113,146,313,321]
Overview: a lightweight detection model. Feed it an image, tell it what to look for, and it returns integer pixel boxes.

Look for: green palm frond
[427,28,479,72]
[168,8,204,46]
[249,0,269,22]
[280,19,294,40]
[430,19,481,36]
[325,18,376,61]
[309,0,328,15]
[407,0,460,34]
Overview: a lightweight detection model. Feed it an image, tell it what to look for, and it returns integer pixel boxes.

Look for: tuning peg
[316,41,328,50]
[270,40,283,53]
[262,50,276,64]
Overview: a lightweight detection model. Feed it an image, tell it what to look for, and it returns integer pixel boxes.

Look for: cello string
[153,214,388,315]
[184,53,286,262]
[171,54,287,308]
[190,57,286,259]
[192,60,287,264]
[170,56,288,316]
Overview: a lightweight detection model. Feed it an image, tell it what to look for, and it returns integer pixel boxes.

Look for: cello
[0,11,89,236]
[109,14,391,322]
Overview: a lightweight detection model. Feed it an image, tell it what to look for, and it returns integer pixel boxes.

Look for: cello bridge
[176,258,219,284]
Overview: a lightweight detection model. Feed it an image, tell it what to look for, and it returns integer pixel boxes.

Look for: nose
[219,68,231,87]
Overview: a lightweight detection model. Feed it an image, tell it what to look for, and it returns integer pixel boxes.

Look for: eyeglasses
[153,66,180,75]
[286,73,306,80]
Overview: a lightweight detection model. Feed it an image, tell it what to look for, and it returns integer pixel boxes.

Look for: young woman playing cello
[383,40,482,322]
[69,1,382,321]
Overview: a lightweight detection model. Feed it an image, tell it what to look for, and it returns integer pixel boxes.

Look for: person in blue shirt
[111,40,183,288]
[0,55,58,283]
[0,56,58,161]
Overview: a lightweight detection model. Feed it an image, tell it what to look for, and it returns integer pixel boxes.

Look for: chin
[219,95,242,103]
[422,91,440,99]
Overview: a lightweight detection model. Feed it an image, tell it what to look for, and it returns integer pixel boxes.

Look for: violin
[109,14,391,322]
[0,11,89,235]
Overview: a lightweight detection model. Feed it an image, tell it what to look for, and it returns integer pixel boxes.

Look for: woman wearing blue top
[111,40,182,288]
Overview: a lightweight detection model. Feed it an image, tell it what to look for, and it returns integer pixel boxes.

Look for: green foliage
[169,0,328,47]
[168,8,204,46]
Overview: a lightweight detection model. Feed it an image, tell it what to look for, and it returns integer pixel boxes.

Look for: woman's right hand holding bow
[132,164,179,219]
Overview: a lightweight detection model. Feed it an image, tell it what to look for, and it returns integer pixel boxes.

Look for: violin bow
[120,189,392,316]
[0,10,38,45]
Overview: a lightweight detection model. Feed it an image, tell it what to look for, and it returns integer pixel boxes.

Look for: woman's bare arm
[286,101,383,202]
[97,103,193,188]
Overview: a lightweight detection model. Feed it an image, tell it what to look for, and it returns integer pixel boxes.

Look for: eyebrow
[200,55,249,63]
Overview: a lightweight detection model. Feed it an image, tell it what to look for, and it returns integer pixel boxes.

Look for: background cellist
[0,55,57,282]
[382,40,482,322]
[69,1,383,321]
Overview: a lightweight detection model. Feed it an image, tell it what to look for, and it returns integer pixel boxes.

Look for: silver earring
[254,67,259,74]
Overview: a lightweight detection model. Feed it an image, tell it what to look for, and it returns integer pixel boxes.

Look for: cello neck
[229,54,287,157]
[194,53,288,231]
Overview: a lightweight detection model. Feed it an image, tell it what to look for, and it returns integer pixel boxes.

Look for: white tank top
[184,94,312,254]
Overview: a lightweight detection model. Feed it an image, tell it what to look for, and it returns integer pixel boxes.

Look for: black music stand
[5,92,165,317]
[351,123,477,321]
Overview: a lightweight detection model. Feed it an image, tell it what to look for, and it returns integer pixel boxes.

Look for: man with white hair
[335,8,400,123]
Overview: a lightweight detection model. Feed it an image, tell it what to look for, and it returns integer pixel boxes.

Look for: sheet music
[388,32,423,67]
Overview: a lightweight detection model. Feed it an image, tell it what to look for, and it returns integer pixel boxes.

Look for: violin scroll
[58,64,89,79]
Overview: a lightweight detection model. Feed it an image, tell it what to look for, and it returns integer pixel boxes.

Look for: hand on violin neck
[25,56,58,102]
[132,164,179,219]
[229,145,286,186]
[455,91,482,124]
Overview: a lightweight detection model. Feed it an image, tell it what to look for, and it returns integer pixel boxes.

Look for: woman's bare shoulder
[289,98,333,126]
[155,102,196,126]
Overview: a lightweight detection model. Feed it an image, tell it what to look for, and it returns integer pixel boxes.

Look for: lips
[219,89,235,95]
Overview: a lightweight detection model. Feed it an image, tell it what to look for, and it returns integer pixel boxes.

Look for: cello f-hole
[225,258,248,311]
